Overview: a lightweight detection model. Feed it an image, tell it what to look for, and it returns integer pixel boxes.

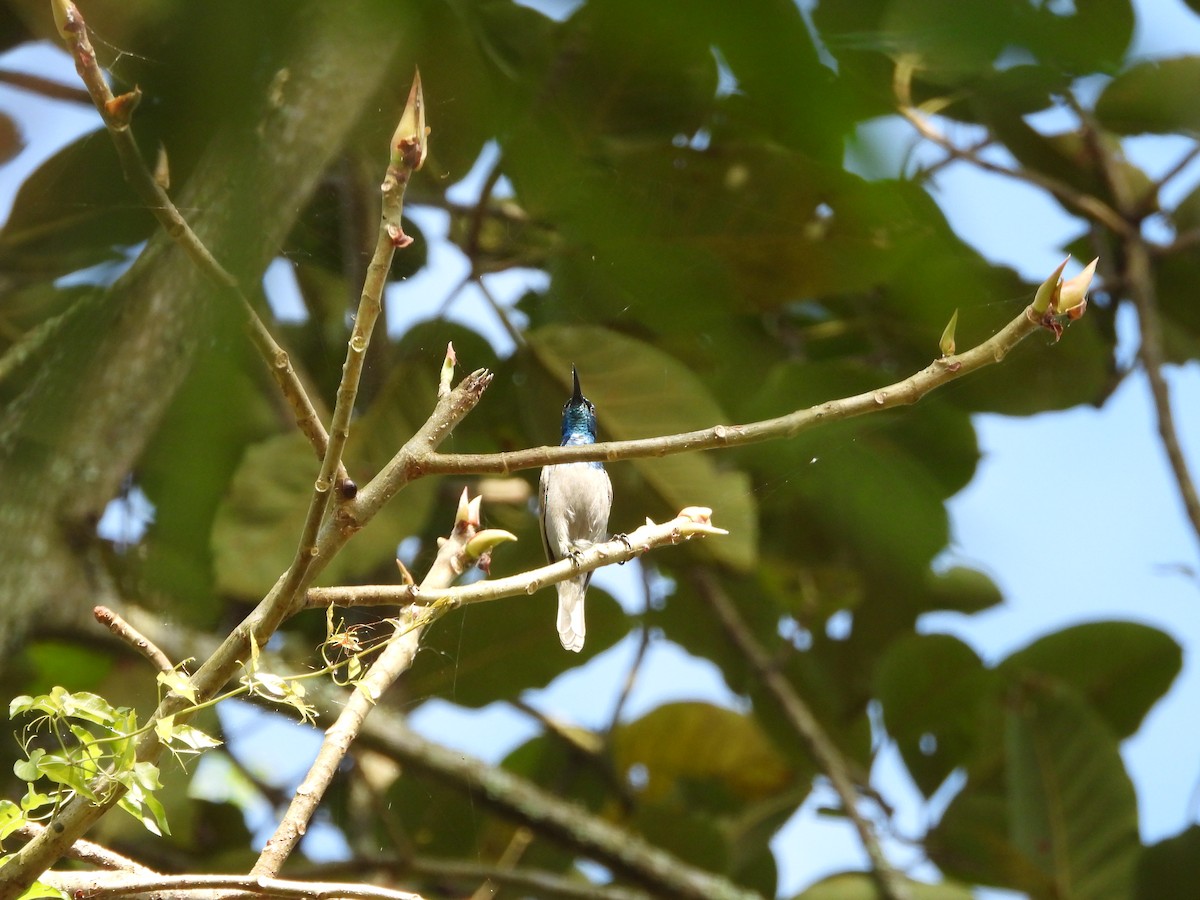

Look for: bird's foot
[613,532,632,561]
[565,541,591,568]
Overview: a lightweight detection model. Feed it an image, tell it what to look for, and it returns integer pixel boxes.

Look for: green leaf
[156,670,198,705]
[17,882,66,900]
[874,633,995,796]
[927,784,1058,895]
[1096,57,1200,134]
[56,690,122,728]
[0,800,22,842]
[795,872,975,900]
[612,702,794,807]
[1135,825,1200,900]
[1000,621,1182,738]
[1004,678,1140,900]
[0,130,154,279]
[529,325,757,570]
[12,750,44,784]
[211,431,436,598]
[136,334,278,620]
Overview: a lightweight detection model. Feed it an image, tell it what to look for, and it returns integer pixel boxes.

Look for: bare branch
[93,605,175,675]
[252,490,480,877]
[305,509,729,611]
[400,290,1059,479]
[50,0,343,477]
[43,870,427,900]
[893,58,1136,240]
[1125,241,1200,548]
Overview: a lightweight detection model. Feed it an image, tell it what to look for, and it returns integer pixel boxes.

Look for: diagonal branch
[350,708,764,900]
[692,569,906,900]
[251,491,481,877]
[893,58,1136,241]
[1125,241,1200,548]
[51,0,343,479]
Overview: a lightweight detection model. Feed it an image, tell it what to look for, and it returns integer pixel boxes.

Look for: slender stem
[42,871,427,900]
[51,0,342,476]
[252,497,478,876]
[93,605,175,675]
[1126,240,1200,547]
[893,60,1136,240]
[393,294,1051,480]
[692,569,908,900]
[1068,97,1200,552]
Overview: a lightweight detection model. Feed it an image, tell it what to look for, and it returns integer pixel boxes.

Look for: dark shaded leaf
[875,633,996,796]
[1096,57,1200,135]
[1135,825,1200,900]
[0,130,154,279]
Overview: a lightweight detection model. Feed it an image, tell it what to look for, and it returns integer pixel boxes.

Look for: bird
[539,366,613,652]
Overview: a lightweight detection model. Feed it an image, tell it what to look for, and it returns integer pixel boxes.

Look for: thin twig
[50,0,343,478]
[0,68,91,103]
[93,605,175,675]
[606,565,655,737]
[1125,240,1200,547]
[251,491,479,877]
[893,58,1136,240]
[305,510,729,612]
[1069,96,1200,552]
[473,274,527,351]
[467,827,533,900]
[42,871,426,900]
[1155,143,1200,193]
[691,569,908,900]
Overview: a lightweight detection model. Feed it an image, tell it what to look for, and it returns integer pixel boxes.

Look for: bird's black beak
[571,366,584,404]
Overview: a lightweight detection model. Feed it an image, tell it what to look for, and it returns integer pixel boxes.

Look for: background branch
[692,569,906,900]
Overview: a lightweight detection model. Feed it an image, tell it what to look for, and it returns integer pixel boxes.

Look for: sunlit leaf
[795,871,975,900]
[613,702,794,807]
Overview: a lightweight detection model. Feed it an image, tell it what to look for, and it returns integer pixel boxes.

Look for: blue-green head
[560,366,598,446]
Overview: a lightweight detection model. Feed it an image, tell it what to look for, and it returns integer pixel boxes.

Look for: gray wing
[538,464,557,563]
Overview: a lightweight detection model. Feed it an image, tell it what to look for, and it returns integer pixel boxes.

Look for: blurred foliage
[0,0,1194,897]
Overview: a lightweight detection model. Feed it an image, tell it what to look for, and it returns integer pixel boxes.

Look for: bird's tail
[556,576,587,652]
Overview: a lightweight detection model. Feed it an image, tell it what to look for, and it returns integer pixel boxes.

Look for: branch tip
[391,68,427,171]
